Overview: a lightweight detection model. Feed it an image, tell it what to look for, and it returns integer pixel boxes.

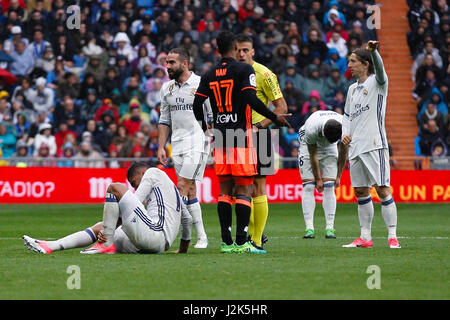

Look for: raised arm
[367,41,387,85]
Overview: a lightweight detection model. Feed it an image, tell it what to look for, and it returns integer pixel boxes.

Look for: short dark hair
[168,47,190,63]
[351,47,375,75]
[216,31,236,55]
[127,162,150,182]
[236,34,253,45]
[323,119,342,143]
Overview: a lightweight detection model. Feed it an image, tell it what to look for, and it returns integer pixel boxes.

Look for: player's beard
[168,67,183,81]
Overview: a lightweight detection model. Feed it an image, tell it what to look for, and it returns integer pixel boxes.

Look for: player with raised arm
[340,41,401,249]
[298,110,347,239]
[192,31,291,254]
[235,34,288,250]
[23,162,193,254]
[157,47,211,249]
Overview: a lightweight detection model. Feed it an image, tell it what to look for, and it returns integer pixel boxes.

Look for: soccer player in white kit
[341,41,401,248]
[22,162,193,254]
[157,48,211,249]
[298,110,348,239]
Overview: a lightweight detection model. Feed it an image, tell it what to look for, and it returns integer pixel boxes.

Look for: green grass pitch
[0,203,448,300]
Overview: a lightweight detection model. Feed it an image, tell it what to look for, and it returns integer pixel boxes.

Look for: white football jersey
[298,110,343,158]
[159,72,212,156]
[343,72,389,160]
[134,168,189,249]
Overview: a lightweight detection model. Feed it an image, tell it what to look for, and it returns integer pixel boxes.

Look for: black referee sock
[235,195,252,246]
[218,195,233,245]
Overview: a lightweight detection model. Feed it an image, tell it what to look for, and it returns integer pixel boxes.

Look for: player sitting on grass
[23,162,193,254]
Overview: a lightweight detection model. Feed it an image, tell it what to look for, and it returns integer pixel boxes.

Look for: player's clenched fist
[366,40,379,51]
[341,135,352,146]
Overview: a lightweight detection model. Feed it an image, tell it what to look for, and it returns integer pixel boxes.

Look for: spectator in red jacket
[238,0,256,23]
[325,19,349,42]
[122,103,142,136]
[197,9,220,33]
[94,99,119,125]
[54,121,77,157]
[1,0,25,15]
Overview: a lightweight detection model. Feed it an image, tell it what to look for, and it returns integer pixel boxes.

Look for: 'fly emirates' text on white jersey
[159,72,212,156]
[343,65,389,160]
[299,110,343,157]
[134,168,189,250]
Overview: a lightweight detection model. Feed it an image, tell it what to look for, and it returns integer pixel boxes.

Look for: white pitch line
[269,236,449,240]
[1,236,448,241]
[0,237,57,240]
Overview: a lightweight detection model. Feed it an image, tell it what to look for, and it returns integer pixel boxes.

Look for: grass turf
[0,203,448,300]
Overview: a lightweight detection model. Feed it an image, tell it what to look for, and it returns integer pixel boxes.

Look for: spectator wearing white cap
[3,26,29,54]
[114,32,135,63]
[33,122,57,156]
[31,77,55,115]
[74,141,105,168]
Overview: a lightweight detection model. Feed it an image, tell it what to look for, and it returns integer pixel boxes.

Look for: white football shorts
[118,190,166,254]
[172,150,209,181]
[114,226,139,253]
[349,148,391,188]
[298,153,338,181]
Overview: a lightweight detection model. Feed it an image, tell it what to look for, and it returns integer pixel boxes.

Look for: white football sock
[380,194,398,239]
[322,182,336,230]
[180,195,192,241]
[187,198,207,239]
[357,195,374,241]
[103,193,120,246]
[46,228,97,251]
[302,183,316,230]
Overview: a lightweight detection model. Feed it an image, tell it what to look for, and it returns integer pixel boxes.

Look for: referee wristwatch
[255,122,263,129]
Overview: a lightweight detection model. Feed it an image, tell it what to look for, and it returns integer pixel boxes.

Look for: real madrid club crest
[363,88,368,96]
[191,88,197,96]
[169,83,175,95]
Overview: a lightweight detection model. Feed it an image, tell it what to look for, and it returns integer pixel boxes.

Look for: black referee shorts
[253,128,275,176]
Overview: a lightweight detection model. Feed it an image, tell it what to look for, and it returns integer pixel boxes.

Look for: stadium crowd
[0,0,388,167]
[407,0,450,157]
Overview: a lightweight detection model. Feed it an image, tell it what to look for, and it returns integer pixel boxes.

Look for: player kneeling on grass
[298,110,347,239]
[23,162,193,254]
